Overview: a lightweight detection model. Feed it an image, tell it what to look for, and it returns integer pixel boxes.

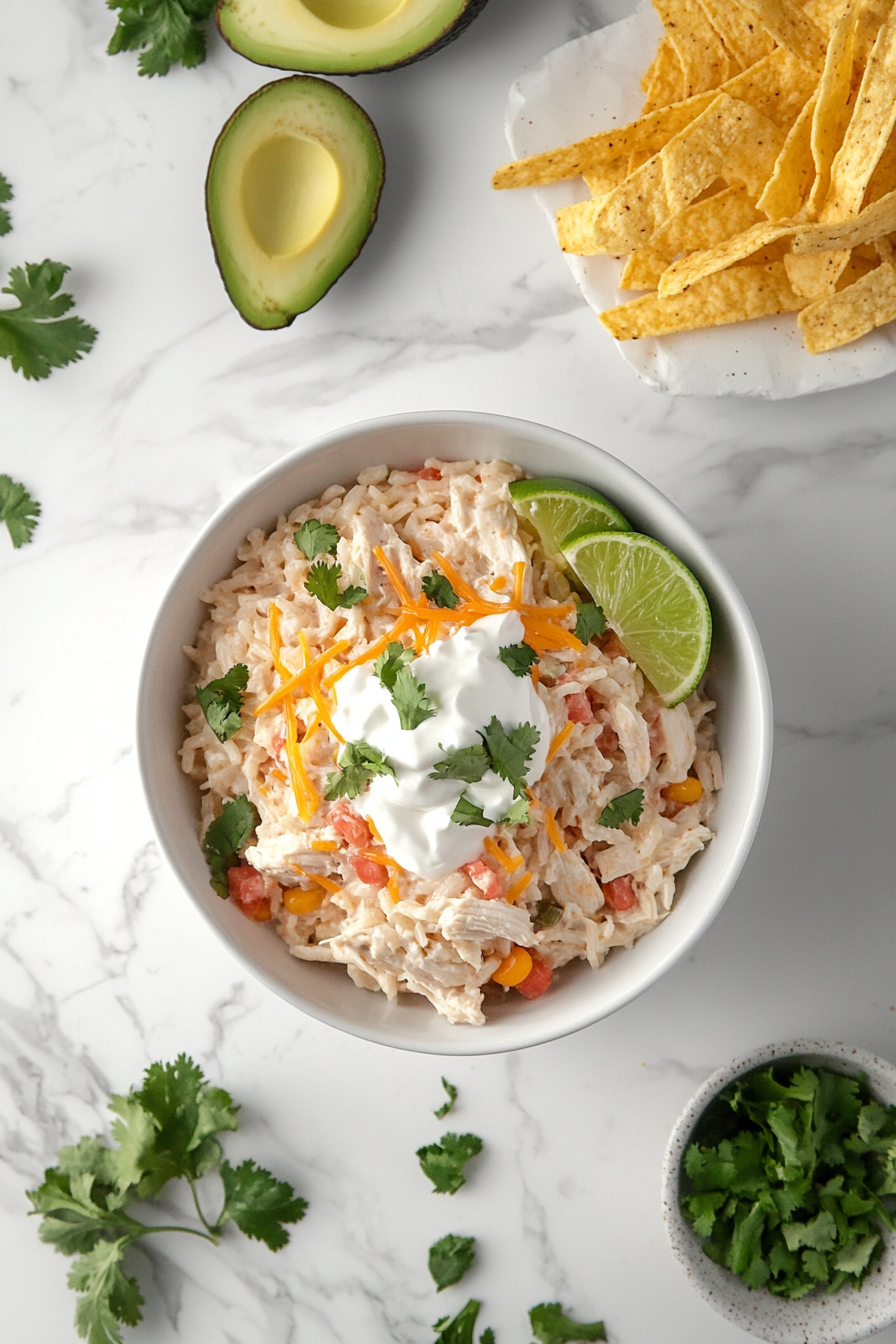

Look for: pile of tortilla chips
[493,0,896,354]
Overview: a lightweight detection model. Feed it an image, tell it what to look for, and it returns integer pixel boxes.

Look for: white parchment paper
[505,2,896,399]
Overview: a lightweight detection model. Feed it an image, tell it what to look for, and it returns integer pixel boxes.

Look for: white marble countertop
[2,2,896,1341]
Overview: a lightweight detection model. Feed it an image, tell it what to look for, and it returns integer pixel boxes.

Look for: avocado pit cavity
[301,0,406,30]
[241,135,341,258]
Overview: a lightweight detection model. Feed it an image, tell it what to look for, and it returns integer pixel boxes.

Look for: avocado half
[206,76,384,329]
[216,0,491,74]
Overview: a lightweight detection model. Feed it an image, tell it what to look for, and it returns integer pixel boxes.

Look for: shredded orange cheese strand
[324,611,418,686]
[490,576,508,592]
[271,768,288,784]
[512,560,525,605]
[373,545,413,605]
[269,604,320,822]
[483,836,524,872]
[432,552,505,611]
[547,721,575,763]
[387,872,401,904]
[543,804,567,853]
[291,865,342,894]
[254,639,351,717]
[506,871,533,902]
[299,630,344,742]
[360,850,402,869]
[311,840,338,851]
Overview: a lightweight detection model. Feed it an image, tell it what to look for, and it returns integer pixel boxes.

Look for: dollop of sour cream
[331,612,550,880]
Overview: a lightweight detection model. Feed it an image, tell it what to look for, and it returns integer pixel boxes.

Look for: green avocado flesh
[216,0,490,74]
[206,76,384,328]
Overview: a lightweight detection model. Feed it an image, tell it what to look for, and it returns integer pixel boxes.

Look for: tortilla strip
[733,0,828,65]
[791,184,896,250]
[653,184,764,250]
[600,261,805,338]
[823,8,896,219]
[642,36,688,112]
[757,91,818,219]
[658,220,799,294]
[582,158,631,198]
[652,0,733,93]
[798,258,896,348]
[491,47,815,189]
[697,0,776,69]
[620,247,672,290]
[806,0,862,218]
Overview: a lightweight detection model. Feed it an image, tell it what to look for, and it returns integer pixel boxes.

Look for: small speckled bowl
[662,1040,896,1344]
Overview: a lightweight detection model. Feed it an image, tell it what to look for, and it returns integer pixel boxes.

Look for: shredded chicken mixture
[181,458,721,1025]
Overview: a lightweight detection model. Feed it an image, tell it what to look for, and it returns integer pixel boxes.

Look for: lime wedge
[560,526,711,706]
[508,477,631,557]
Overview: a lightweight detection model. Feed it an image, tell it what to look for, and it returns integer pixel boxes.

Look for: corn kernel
[283,886,325,915]
[662,775,703,804]
[492,947,533,987]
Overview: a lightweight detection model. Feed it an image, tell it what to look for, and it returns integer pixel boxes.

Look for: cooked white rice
[181,458,721,1025]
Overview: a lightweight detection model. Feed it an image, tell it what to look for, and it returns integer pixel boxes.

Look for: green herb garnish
[391,665,437,731]
[305,560,367,611]
[429,1233,476,1290]
[430,744,490,785]
[294,518,339,560]
[324,742,395,801]
[479,717,540,799]
[573,603,606,645]
[434,1077,458,1120]
[434,1299,492,1344]
[529,1303,606,1342]
[27,1055,307,1344]
[598,789,644,830]
[417,1133,483,1195]
[196,664,249,743]
[373,640,416,691]
[0,173,12,237]
[533,899,562,931]
[0,260,97,380]
[201,795,259,898]
[106,0,217,77]
[450,794,492,828]
[500,796,530,826]
[681,1063,896,1298]
[422,573,460,609]
[0,474,40,548]
[498,643,539,678]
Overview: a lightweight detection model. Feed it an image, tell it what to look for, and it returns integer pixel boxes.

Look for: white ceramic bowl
[138,411,771,1055]
[662,1040,896,1343]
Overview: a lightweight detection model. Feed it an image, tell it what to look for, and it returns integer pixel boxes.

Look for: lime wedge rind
[560,525,712,707]
[508,477,631,557]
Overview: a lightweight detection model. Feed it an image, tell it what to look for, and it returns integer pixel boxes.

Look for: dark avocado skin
[216,0,491,75]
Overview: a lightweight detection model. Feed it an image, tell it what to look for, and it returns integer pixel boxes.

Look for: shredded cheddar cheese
[547,721,575,763]
[506,870,533,902]
[483,836,524,872]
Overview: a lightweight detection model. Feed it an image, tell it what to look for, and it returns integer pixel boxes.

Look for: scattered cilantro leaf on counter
[498,643,539,678]
[294,518,338,560]
[430,744,490,785]
[106,0,217,77]
[305,559,366,611]
[417,1132,483,1195]
[598,788,644,830]
[433,1298,487,1344]
[0,173,12,236]
[0,260,98,380]
[533,899,562,931]
[324,741,396,801]
[27,1055,307,1344]
[529,1303,606,1342]
[392,665,437,731]
[500,796,530,826]
[0,474,41,548]
[573,603,606,645]
[479,718,540,799]
[373,640,416,691]
[434,1077,458,1120]
[423,573,460,609]
[480,1332,495,1344]
[451,794,491,828]
[196,664,249,742]
[202,795,259,898]
[428,1233,476,1290]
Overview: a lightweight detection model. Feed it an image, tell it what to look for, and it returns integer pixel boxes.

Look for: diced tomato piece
[330,803,371,849]
[595,722,618,757]
[350,854,387,887]
[602,874,638,912]
[516,955,553,1000]
[565,692,593,725]
[462,859,503,900]
[227,865,274,922]
[271,734,285,758]
[416,466,441,480]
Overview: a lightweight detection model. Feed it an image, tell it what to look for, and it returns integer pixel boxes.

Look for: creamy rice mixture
[181,458,721,1025]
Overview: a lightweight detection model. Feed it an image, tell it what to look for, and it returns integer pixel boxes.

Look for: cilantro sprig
[430,744,490,785]
[0,260,98,380]
[429,1233,476,1291]
[423,572,460,609]
[294,518,338,560]
[529,1303,607,1342]
[390,665,437,731]
[305,559,367,611]
[573,603,606,645]
[202,795,259,898]
[373,640,416,690]
[480,717,540,799]
[598,788,644,830]
[434,1077,458,1120]
[0,474,41,547]
[106,0,217,77]
[435,718,539,828]
[681,1063,896,1298]
[499,643,539,678]
[434,1299,493,1344]
[417,1133,483,1195]
[196,664,248,742]
[27,1055,307,1344]
[0,172,12,237]
[324,741,396,801]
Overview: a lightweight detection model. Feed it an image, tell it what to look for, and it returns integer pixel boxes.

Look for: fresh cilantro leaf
[69,1239,144,1344]
[0,172,12,237]
[529,1303,606,1343]
[434,1077,458,1120]
[324,741,396,801]
[498,643,539,678]
[533,899,562,931]
[196,664,249,743]
[451,794,492,828]
[391,664,437,731]
[417,1132,483,1195]
[433,1299,482,1344]
[574,603,606,645]
[294,518,339,560]
[373,640,416,691]
[479,717,540,798]
[429,744,490,785]
[305,559,366,611]
[500,796,530,826]
[0,474,40,547]
[480,1332,495,1344]
[218,1158,308,1250]
[128,1054,240,1194]
[423,573,460,609]
[106,0,216,77]
[201,795,259,898]
[29,1167,132,1256]
[598,788,644,830]
[428,1233,476,1290]
[0,260,97,380]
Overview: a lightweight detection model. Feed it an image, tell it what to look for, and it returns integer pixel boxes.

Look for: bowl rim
[137,409,773,1055]
[661,1038,896,1344]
